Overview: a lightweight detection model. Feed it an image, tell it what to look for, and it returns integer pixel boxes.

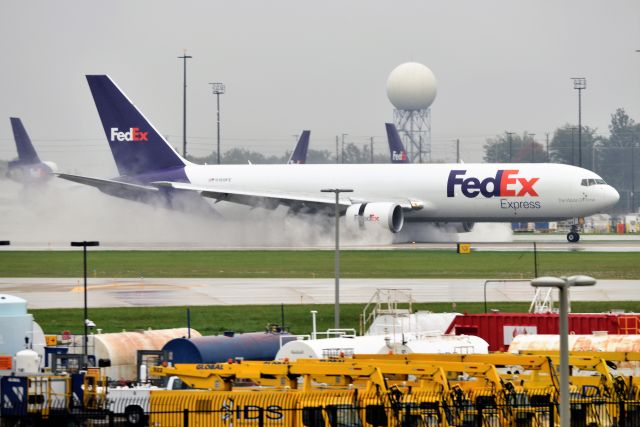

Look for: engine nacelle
[437,221,475,233]
[345,202,404,233]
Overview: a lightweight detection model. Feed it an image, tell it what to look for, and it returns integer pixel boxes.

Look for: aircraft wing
[152,181,349,212]
[57,173,159,199]
[152,181,425,212]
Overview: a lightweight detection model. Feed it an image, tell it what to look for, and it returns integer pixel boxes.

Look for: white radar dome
[386,62,437,111]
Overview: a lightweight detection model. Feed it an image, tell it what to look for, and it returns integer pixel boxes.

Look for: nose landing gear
[566,224,581,243]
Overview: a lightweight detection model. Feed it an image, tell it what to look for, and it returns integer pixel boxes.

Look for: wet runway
[3,233,640,252]
[3,277,639,309]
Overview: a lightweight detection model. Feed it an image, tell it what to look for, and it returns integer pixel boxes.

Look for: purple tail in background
[288,130,310,164]
[385,123,410,163]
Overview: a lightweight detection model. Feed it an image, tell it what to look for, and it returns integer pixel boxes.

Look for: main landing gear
[567,224,580,243]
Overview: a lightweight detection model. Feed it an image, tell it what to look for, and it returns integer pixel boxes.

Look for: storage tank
[0,295,34,363]
[86,328,200,381]
[15,349,40,374]
[394,335,489,355]
[366,312,459,336]
[508,333,640,375]
[276,336,396,361]
[508,334,640,353]
[163,331,295,364]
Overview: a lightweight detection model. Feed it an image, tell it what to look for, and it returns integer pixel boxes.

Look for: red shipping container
[445,313,640,352]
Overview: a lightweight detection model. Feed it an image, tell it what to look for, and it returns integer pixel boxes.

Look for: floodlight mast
[531,275,596,427]
[70,241,100,369]
[320,188,353,329]
[210,82,225,164]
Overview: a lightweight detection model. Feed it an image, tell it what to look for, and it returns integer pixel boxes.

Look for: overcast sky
[0,1,638,176]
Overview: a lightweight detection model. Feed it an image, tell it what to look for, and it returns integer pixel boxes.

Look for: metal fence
[5,394,640,426]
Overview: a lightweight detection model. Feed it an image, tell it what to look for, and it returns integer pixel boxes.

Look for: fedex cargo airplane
[58,75,619,243]
[6,118,57,183]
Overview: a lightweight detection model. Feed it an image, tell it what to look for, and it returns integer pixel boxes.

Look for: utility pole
[571,127,576,166]
[209,82,225,164]
[528,133,536,162]
[335,136,339,164]
[370,137,374,163]
[456,139,460,163]
[178,50,193,158]
[506,132,514,162]
[341,133,348,164]
[632,140,636,212]
[572,77,587,167]
[545,133,550,162]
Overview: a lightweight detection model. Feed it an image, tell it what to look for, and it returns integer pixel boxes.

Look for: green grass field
[5,249,639,335]
[1,250,639,279]
[31,301,640,336]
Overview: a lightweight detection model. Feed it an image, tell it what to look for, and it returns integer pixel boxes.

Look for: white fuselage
[181,162,619,222]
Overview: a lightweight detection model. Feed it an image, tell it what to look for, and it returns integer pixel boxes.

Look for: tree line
[483,108,640,213]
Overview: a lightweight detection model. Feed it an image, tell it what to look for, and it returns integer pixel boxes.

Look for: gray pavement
[2,278,638,309]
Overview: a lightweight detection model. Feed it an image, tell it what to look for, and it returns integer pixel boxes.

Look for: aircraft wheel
[567,231,580,243]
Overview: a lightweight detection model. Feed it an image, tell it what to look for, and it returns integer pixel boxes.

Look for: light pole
[570,127,577,166]
[320,188,353,329]
[530,275,596,427]
[209,82,225,164]
[341,134,348,164]
[178,51,193,157]
[571,78,586,167]
[71,241,100,369]
[527,133,536,162]
[506,132,514,162]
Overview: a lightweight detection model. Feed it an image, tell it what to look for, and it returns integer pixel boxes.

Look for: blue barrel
[162,331,296,364]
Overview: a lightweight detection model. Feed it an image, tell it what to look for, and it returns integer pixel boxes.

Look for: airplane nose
[608,186,620,206]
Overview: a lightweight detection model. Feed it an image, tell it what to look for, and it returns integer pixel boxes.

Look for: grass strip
[2,250,639,279]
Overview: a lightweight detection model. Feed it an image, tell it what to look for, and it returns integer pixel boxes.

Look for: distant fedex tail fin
[86,75,186,177]
[385,123,409,164]
[288,130,310,164]
[10,118,40,164]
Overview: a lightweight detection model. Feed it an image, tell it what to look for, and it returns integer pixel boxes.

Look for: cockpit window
[582,178,607,186]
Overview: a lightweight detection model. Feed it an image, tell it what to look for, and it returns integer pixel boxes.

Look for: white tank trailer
[69,328,201,381]
[509,333,640,376]
[0,294,45,374]
[392,334,489,355]
[276,334,488,361]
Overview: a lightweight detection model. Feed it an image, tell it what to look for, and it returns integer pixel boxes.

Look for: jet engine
[345,202,404,233]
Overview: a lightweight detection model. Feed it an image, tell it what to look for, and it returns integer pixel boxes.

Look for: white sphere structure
[386,62,437,111]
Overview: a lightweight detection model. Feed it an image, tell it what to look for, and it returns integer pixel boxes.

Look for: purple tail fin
[288,130,310,164]
[86,75,185,177]
[10,118,40,164]
[385,123,409,163]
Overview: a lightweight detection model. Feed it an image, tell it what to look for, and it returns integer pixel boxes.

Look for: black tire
[125,405,145,426]
[567,231,580,243]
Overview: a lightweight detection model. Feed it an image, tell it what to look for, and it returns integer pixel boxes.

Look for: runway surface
[3,278,639,309]
[3,233,640,252]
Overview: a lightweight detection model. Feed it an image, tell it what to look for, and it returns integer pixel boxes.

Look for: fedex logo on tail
[392,150,407,161]
[110,127,149,142]
[447,169,539,198]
